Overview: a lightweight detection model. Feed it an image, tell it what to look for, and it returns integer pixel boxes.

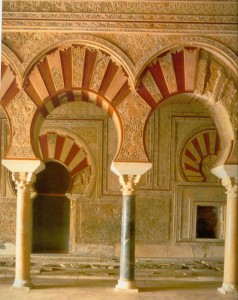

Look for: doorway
[32,161,71,253]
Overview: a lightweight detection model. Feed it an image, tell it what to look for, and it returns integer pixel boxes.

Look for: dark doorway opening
[32,161,71,253]
[196,205,218,239]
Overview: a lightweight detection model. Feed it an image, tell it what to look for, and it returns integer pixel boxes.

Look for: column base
[218,283,238,295]
[12,279,34,291]
[115,280,139,293]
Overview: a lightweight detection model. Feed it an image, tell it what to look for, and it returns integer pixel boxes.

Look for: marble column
[218,176,238,295]
[12,172,36,289]
[2,159,45,290]
[116,174,140,292]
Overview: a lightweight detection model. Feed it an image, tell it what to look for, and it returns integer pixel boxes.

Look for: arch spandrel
[136,47,238,167]
[5,90,37,159]
[115,91,151,162]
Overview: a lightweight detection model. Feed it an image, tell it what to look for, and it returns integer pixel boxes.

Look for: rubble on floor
[0,255,224,280]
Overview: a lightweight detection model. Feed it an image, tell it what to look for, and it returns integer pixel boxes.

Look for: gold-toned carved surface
[117,92,151,161]
[5,90,36,158]
[136,198,171,242]
[0,200,16,242]
[76,201,121,244]
[0,0,237,258]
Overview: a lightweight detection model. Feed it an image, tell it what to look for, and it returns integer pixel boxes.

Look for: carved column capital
[119,175,141,196]
[222,177,238,200]
[12,172,36,192]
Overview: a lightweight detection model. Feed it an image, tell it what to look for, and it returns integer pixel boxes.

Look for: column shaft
[116,174,140,291]
[221,198,238,293]
[219,177,238,295]
[13,173,35,289]
[119,195,136,283]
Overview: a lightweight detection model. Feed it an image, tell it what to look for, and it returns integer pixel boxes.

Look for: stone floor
[0,255,225,279]
[0,255,237,299]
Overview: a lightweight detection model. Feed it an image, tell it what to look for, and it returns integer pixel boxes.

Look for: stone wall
[0,100,225,258]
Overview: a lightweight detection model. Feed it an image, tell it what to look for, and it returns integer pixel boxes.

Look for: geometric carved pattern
[181,129,220,182]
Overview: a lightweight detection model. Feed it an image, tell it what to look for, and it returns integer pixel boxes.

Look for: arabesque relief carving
[141,71,162,103]
[117,92,151,161]
[90,50,110,91]
[72,46,86,88]
[5,91,36,158]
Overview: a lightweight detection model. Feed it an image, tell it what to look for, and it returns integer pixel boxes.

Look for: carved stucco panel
[116,92,151,161]
[219,79,237,110]
[159,52,178,94]
[72,46,86,88]
[195,58,208,95]
[76,201,121,243]
[6,90,36,158]
[3,1,238,17]
[141,70,162,103]
[136,198,170,242]
[0,200,16,242]
[230,96,238,131]
[51,66,64,91]
[90,50,110,91]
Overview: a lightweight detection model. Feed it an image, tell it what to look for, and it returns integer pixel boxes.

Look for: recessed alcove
[196,205,218,239]
[32,161,71,253]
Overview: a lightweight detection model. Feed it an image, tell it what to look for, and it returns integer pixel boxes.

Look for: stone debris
[0,256,223,279]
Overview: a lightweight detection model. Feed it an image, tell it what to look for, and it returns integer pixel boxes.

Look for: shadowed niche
[32,161,71,254]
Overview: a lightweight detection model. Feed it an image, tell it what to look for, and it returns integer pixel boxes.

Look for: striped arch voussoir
[137,47,237,113]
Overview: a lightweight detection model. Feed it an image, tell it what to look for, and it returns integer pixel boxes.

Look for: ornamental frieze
[3,1,237,17]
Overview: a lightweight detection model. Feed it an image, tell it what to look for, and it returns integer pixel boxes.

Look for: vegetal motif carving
[51,67,64,90]
[72,46,86,88]
[91,50,110,91]
[141,70,162,103]
[117,91,151,161]
[159,52,177,94]
[5,91,36,158]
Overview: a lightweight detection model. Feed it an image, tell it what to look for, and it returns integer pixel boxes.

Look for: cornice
[3,1,238,16]
[2,1,237,33]
[2,21,237,34]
